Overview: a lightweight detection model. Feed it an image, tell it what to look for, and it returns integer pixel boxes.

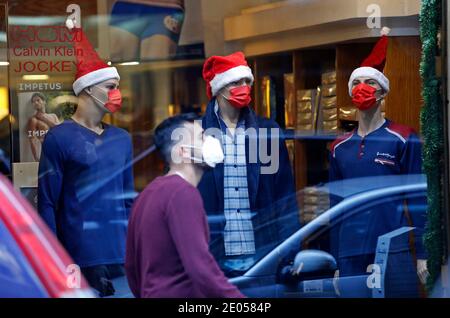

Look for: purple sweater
[125,175,244,298]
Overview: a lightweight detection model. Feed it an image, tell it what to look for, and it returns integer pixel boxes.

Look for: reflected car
[0,175,94,298]
[229,174,428,298]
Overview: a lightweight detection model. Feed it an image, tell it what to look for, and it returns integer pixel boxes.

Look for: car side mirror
[280,250,338,284]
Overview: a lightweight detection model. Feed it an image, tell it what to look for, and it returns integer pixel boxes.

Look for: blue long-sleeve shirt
[38,120,134,267]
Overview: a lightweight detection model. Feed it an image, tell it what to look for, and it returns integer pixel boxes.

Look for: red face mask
[104,89,122,113]
[89,86,123,113]
[226,85,252,109]
[352,83,380,111]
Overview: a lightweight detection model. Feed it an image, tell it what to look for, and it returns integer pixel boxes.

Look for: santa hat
[348,27,391,96]
[66,18,120,96]
[202,52,254,99]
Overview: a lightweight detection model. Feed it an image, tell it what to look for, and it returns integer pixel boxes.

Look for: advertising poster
[106,0,204,62]
[18,91,77,162]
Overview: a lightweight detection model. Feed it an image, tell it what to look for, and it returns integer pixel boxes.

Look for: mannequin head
[77,78,120,119]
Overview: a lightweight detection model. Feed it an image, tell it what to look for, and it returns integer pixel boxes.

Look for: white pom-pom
[66,18,75,30]
[380,26,391,36]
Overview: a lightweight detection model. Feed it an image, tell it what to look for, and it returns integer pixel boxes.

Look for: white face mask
[182,136,224,168]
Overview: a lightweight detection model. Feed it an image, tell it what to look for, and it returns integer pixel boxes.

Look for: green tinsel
[419,0,445,292]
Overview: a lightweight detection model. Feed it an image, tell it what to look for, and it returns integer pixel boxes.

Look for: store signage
[9,4,81,167]
[10,4,82,75]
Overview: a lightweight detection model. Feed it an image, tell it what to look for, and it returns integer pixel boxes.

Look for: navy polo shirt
[328,119,426,274]
[330,119,422,180]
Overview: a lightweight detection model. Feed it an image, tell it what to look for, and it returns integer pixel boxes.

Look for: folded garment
[297,101,313,113]
[321,84,337,97]
[304,187,319,196]
[322,107,338,121]
[303,213,316,223]
[320,96,337,109]
[297,124,314,132]
[339,107,357,121]
[322,71,337,85]
[297,112,313,125]
[322,120,339,132]
[297,89,313,101]
[304,195,330,205]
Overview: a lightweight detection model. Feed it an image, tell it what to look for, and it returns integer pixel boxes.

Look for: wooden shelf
[249,36,423,193]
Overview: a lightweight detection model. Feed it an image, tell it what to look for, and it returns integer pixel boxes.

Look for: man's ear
[376,88,386,99]
[85,86,92,94]
[177,144,188,161]
[178,144,184,157]
[218,86,230,98]
[170,144,184,164]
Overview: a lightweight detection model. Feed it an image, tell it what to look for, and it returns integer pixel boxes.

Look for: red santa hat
[348,27,391,96]
[202,51,254,99]
[66,18,120,96]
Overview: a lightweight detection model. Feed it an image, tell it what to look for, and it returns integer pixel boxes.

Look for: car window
[300,190,427,279]
[251,189,429,298]
[0,219,48,297]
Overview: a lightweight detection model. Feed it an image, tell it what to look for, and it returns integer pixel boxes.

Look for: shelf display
[286,139,295,172]
[296,89,319,133]
[284,74,295,129]
[261,76,277,121]
[321,71,336,85]
[246,37,422,196]
[300,186,330,223]
[321,84,337,97]
[317,71,338,134]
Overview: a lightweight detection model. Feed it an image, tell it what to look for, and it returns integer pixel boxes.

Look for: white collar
[172,171,187,182]
[214,100,220,114]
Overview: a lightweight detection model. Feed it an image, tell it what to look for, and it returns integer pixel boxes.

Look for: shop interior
[0,0,423,224]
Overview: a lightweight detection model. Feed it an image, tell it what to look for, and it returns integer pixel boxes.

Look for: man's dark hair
[31,92,47,103]
[154,113,201,164]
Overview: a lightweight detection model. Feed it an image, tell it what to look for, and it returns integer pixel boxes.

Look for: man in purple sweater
[125,113,244,298]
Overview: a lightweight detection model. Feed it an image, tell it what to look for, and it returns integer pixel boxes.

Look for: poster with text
[18,91,77,162]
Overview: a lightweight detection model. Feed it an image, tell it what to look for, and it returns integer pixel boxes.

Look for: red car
[0,175,94,298]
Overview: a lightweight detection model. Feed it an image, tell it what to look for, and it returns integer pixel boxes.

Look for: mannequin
[199,52,299,275]
[329,28,428,287]
[38,20,134,297]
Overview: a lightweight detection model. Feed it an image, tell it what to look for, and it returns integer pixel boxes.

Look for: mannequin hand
[417,259,429,285]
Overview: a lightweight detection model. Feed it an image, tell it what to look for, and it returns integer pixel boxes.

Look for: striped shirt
[214,103,256,256]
